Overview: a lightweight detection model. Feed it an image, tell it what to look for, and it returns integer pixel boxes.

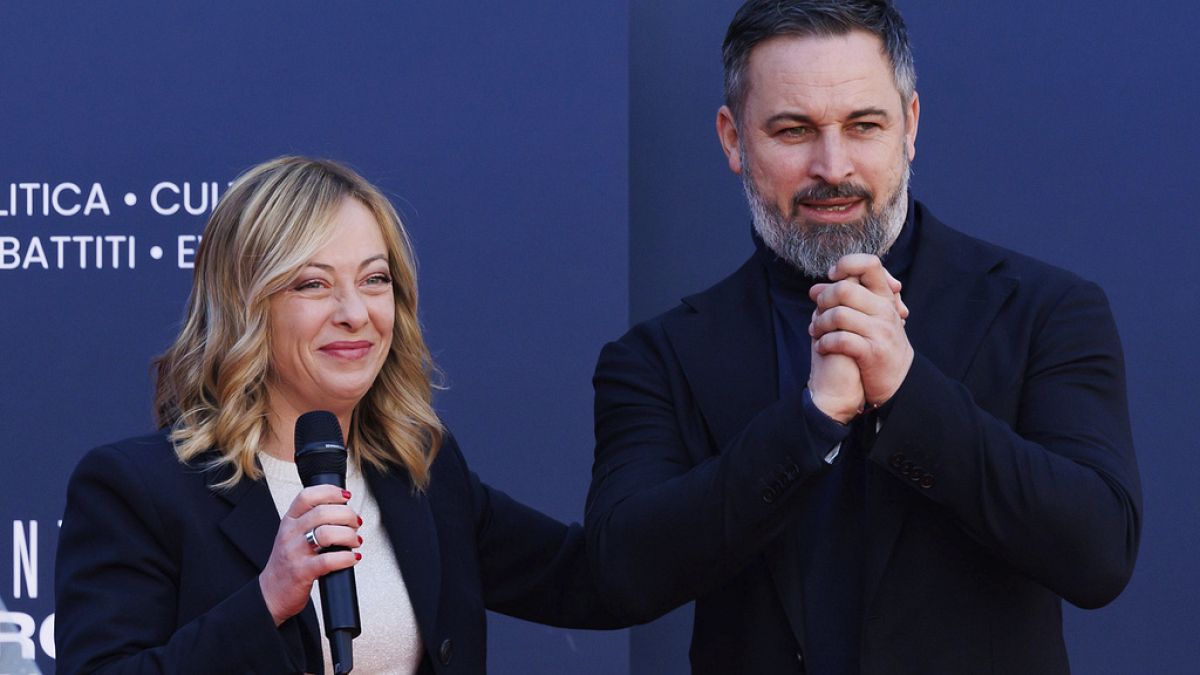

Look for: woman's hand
[259,484,363,626]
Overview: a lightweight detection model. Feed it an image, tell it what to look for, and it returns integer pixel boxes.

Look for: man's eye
[851,122,880,132]
[780,126,811,138]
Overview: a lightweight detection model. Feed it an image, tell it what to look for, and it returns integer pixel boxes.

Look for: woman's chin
[300,385,373,416]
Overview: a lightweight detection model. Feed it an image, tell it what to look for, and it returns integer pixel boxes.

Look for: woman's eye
[365,273,392,286]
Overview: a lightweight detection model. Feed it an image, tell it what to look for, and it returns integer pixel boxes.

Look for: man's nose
[808,132,854,184]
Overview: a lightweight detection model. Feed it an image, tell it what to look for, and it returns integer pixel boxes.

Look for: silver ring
[305,527,323,551]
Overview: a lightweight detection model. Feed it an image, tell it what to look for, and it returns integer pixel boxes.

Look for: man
[585,1,1142,673]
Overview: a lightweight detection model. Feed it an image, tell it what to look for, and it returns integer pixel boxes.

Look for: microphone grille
[294,410,345,450]
[294,411,347,487]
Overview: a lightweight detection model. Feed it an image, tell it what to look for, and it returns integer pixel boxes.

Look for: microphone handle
[319,566,362,634]
[304,471,345,489]
[322,569,360,674]
[304,467,360,672]
[330,629,355,675]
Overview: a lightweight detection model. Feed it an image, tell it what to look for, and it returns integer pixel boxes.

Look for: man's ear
[716,105,743,174]
[905,91,920,161]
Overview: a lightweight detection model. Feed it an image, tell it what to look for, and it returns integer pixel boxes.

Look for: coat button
[889,453,905,468]
[782,462,800,481]
[919,474,935,489]
[439,638,453,665]
[900,461,914,476]
[761,487,778,504]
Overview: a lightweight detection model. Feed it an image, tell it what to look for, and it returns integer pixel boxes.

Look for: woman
[55,157,622,674]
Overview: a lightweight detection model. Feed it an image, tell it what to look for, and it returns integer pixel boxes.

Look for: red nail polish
[357,516,363,526]
[357,535,363,545]
[342,490,351,499]
[355,552,362,561]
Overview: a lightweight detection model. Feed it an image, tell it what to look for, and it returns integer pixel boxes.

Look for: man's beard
[742,154,911,279]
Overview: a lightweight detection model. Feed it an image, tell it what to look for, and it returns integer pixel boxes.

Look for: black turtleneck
[757,194,919,675]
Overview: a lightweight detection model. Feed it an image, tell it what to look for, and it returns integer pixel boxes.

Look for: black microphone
[295,411,361,675]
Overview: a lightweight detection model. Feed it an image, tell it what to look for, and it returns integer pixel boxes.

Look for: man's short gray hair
[722,0,916,119]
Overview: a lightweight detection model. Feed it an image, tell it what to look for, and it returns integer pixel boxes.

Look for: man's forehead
[743,30,902,116]
[747,31,892,85]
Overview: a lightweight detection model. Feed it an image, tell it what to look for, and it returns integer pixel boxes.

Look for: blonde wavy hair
[154,156,443,490]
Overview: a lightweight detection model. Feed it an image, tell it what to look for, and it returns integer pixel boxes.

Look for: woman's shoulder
[429,429,464,466]
[78,429,177,468]
[422,429,477,495]
[71,429,214,490]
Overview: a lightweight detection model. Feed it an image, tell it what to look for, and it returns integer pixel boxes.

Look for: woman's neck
[262,395,353,462]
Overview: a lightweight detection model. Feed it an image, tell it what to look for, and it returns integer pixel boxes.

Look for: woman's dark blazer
[55,430,618,674]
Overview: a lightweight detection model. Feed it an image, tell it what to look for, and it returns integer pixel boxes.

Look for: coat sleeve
[583,323,836,622]
[874,279,1142,609]
[54,443,305,675]
[435,438,630,629]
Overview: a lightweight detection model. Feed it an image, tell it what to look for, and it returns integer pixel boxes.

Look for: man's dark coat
[586,203,1141,674]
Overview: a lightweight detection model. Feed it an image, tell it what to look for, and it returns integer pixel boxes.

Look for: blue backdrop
[1,1,1196,673]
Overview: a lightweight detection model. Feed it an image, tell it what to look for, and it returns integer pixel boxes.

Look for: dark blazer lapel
[365,464,441,648]
[211,466,278,570]
[901,205,1016,384]
[863,205,1018,606]
[208,459,324,668]
[662,250,813,649]
[662,251,779,450]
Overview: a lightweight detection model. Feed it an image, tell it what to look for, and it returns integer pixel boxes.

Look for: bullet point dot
[124,192,137,206]
[150,246,163,260]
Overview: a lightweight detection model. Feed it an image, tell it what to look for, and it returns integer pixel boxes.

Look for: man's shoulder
[917,203,1096,294]
[609,253,758,360]
[619,250,764,341]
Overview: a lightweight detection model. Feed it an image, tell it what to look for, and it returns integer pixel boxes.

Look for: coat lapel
[663,250,779,450]
[862,205,1018,607]
[212,467,279,570]
[365,464,441,649]
[208,459,325,671]
[900,206,1017,385]
[661,249,813,649]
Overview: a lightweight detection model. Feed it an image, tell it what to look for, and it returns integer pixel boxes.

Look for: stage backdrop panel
[629,0,1199,673]
[0,3,628,673]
